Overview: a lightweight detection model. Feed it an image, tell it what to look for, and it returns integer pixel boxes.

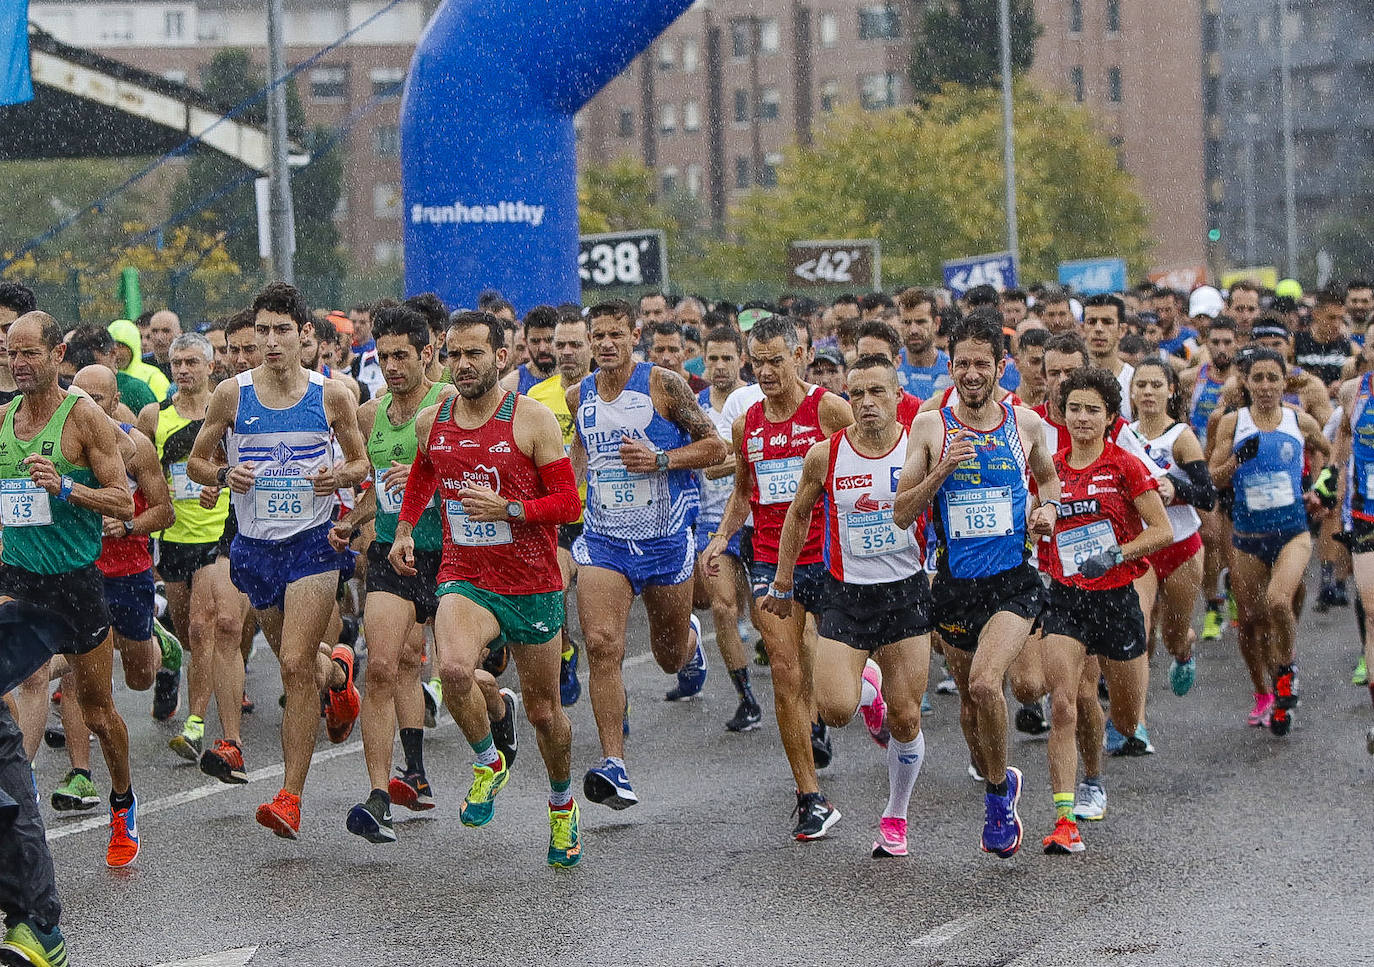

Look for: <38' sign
[578,230,668,290]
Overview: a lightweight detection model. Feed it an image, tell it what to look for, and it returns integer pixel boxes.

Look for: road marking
[152,947,258,967]
[907,913,978,947]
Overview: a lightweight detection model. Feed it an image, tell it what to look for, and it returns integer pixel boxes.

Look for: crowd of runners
[1,274,1371,966]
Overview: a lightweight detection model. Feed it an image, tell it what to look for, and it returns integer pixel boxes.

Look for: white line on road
[907,913,978,947]
[151,947,258,967]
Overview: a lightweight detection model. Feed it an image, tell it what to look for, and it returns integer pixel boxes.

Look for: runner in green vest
[0,312,138,869]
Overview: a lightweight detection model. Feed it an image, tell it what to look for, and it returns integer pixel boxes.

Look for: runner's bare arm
[394,406,441,541]
[323,380,370,491]
[1020,408,1063,505]
[1296,410,1333,463]
[818,391,855,434]
[135,400,160,443]
[892,413,944,530]
[766,441,829,597]
[116,428,175,535]
[1124,489,1173,561]
[187,379,242,489]
[565,383,588,482]
[52,398,134,520]
[651,367,729,470]
[1334,380,1358,511]
[1207,412,1241,488]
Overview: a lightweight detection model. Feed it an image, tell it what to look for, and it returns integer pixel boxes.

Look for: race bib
[702,472,734,503]
[845,508,911,559]
[1243,471,1295,512]
[374,468,404,515]
[0,479,52,527]
[1056,519,1119,577]
[253,478,312,522]
[446,499,512,546]
[594,468,653,512]
[756,457,804,505]
[945,487,1014,540]
[170,462,202,501]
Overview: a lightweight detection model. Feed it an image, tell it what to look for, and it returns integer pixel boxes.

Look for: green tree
[0,158,156,265]
[699,83,1151,287]
[909,0,1041,98]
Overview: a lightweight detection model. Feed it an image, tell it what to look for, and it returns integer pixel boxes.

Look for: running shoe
[548,800,582,868]
[241,690,255,715]
[169,716,203,761]
[324,645,361,743]
[1366,725,1374,756]
[427,677,443,708]
[1041,815,1084,855]
[1014,699,1050,735]
[753,640,770,667]
[1201,606,1223,641]
[459,751,510,827]
[583,758,638,810]
[725,697,762,733]
[1354,655,1369,687]
[559,644,581,707]
[346,791,396,844]
[1072,780,1107,821]
[981,767,1024,858]
[1248,693,1275,727]
[492,688,519,768]
[42,706,64,750]
[421,679,439,729]
[51,770,99,811]
[935,673,957,695]
[1103,719,1127,755]
[106,795,139,868]
[152,618,182,672]
[1270,665,1297,737]
[967,762,985,782]
[1334,579,1350,607]
[256,789,301,839]
[791,792,840,841]
[860,660,890,748]
[871,816,908,858]
[921,692,933,715]
[199,739,248,785]
[482,642,510,677]
[1,921,69,967]
[1316,578,1338,613]
[1111,723,1154,757]
[151,667,180,721]
[622,695,631,737]
[1169,657,1197,697]
[811,721,834,769]
[388,769,436,811]
[665,615,708,701]
[737,617,754,644]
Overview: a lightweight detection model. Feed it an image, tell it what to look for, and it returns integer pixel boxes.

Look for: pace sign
[1058,257,1127,296]
[578,229,668,290]
[942,251,1017,298]
[787,239,881,290]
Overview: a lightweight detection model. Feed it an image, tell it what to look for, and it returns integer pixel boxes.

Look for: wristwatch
[216,466,229,487]
[122,520,134,537]
[655,450,671,472]
[505,500,523,520]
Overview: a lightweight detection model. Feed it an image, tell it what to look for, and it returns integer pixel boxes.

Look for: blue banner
[942,251,1017,298]
[1,1,32,107]
[1058,257,1127,296]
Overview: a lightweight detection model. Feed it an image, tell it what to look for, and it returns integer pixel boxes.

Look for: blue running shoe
[665,615,707,701]
[559,643,581,707]
[1103,719,1127,754]
[1169,657,1196,696]
[583,758,639,810]
[346,792,396,843]
[980,766,1024,858]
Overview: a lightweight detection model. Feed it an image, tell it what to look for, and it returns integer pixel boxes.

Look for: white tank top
[823,428,924,585]
[1130,420,1201,542]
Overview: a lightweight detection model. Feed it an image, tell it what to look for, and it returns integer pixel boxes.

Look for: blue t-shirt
[896,349,953,401]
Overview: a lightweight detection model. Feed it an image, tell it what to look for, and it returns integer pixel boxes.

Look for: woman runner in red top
[1039,367,1172,857]
[390,311,584,868]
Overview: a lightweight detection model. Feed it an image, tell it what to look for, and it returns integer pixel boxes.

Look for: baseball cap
[1188,285,1225,319]
[1275,278,1303,301]
[812,347,845,368]
[327,310,354,335]
[737,308,774,332]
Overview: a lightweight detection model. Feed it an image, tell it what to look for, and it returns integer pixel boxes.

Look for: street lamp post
[266,0,295,283]
[998,0,1020,270]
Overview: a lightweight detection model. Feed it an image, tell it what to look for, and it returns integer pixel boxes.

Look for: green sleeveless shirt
[367,382,446,550]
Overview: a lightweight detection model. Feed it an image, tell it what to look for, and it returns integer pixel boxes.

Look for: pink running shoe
[860,660,890,748]
[1248,693,1275,727]
[871,816,908,858]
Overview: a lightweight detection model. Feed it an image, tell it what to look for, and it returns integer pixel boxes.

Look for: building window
[658,42,676,71]
[758,88,781,122]
[859,72,899,111]
[373,184,401,220]
[858,4,901,41]
[617,108,634,138]
[659,104,677,135]
[373,125,400,157]
[682,38,699,73]
[1106,0,1120,32]
[99,10,133,42]
[164,11,185,40]
[683,100,701,132]
[1070,67,1084,101]
[734,89,751,123]
[661,167,679,196]
[820,79,840,113]
[1108,67,1122,103]
[310,66,349,102]
[759,18,780,53]
[370,68,405,99]
[1109,136,1125,171]
[762,152,782,188]
[735,156,751,189]
[819,11,838,47]
[1069,0,1082,32]
[373,241,403,267]
[197,10,227,42]
[686,164,703,197]
[731,19,751,58]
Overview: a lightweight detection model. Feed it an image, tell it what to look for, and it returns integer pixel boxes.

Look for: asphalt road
[32,581,1374,967]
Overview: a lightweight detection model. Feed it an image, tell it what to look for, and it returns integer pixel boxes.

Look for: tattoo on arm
[660,371,716,442]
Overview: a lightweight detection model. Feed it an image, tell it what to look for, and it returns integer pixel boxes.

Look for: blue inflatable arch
[401,0,693,311]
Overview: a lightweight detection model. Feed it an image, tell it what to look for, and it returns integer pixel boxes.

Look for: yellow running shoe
[459,751,510,827]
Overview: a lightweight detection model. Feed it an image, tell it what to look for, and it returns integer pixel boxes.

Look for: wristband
[56,475,74,502]
[766,584,793,600]
[216,466,229,487]
[1043,499,1062,510]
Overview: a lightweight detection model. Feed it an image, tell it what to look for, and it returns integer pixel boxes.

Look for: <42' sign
[793,248,863,284]
[578,230,667,289]
[786,239,880,289]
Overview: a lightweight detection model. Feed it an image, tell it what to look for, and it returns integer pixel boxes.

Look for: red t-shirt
[1046,440,1158,591]
[896,392,922,428]
[744,385,828,565]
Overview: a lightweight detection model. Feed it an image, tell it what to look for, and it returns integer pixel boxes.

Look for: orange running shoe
[256,789,301,839]
[200,739,248,785]
[324,645,361,743]
[1042,815,1085,855]
[106,796,140,868]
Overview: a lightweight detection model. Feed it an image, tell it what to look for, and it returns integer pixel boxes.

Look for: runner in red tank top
[391,311,585,867]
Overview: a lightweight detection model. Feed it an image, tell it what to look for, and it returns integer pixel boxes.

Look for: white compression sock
[882,731,926,820]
